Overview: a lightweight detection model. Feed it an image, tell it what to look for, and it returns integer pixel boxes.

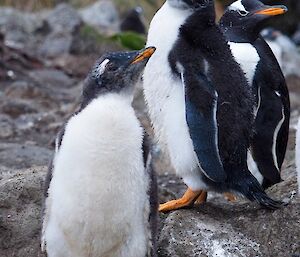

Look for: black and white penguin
[143,0,282,212]
[120,6,146,34]
[219,0,290,188]
[41,47,158,257]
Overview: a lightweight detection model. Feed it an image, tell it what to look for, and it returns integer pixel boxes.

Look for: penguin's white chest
[43,96,149,257]
[228,42,260,84]
[143,3,205,190]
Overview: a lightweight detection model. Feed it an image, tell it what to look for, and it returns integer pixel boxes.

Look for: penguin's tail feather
[248,188,285,210]
[229,166,285,209]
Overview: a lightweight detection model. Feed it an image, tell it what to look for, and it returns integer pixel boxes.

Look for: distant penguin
[143,0,282,212]
[261,27,300,78]
[296,118,300,195]
[120,6,146,34]
[219,0,290,188]
[41,47,158,257]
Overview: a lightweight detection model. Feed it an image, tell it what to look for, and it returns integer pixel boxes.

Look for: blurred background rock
[0,1,299,256]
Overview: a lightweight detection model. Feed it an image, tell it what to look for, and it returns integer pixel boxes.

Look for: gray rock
[0,99,38,118]
[38,4,82,58]
[0,143,52,169]
[0,114,14,139]
[0,7,46,49]
[0,166,46,257]
[79,0,119,34]
[0,8,44,34]
[45,4,81,34]
[29,69,74,89]
[38,31,73,58]
[158,177,300,257]
[4,81,45,99]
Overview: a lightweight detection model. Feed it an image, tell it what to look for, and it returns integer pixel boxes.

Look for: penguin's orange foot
[224,192,237,202]
[194,191,208,205]
[159,188,202,213]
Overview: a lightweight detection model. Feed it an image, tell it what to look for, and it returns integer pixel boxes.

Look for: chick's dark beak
[131,47,156,64]
[255,5,288,16]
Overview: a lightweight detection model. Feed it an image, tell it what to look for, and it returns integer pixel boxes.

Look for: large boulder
[45,3,81,34]
[158,177,299,257]
[0,7,46,49]
[79,0,120,34]
[38,4,82,58]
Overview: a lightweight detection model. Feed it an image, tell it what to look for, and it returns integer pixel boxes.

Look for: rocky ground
[0,1,300,257]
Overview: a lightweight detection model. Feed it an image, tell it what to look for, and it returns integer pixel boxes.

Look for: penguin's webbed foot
[194,191,208,205]
[223,192,237,202]
[159,188,202,213]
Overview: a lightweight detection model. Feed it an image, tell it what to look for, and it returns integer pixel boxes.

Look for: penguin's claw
[159,188,202,213]
[194,191,208,205]
[224,192,237,202]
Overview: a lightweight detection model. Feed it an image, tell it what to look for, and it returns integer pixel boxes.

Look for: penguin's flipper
[251,81,285,186]
[253,37,290,175]
[182,72,226,182]
[159,188,203,213]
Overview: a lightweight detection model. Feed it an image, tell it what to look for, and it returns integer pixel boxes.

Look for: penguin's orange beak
[131,47,156,64]
[255,6,287,16]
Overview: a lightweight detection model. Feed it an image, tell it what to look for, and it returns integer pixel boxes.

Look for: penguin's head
[220,0,287,42]
[168,0,213,11]
[82,47,156,106]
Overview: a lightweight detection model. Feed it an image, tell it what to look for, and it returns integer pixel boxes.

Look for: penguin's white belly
[143,3,205,190]
[229,42,260,84]
[43,96,149,257]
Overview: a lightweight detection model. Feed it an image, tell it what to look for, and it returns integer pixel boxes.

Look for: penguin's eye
[237,10,248,16]
[107,64,119,72]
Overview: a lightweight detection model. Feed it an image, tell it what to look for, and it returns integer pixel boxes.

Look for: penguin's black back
[169,6,254,166]
[251,36,290,186]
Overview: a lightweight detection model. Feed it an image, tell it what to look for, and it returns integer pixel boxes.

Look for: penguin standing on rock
[219,0,290,189]
[143,0,283,212]
[41,47,158,257]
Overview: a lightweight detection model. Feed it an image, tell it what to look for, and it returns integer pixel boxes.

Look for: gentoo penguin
[41,47,158,257]
[219,0,290,188]
[120,6,146,34]
[143,0,282,212]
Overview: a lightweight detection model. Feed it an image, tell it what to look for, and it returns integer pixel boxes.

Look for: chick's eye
[238,10,248,16]
[108,64,118,71]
